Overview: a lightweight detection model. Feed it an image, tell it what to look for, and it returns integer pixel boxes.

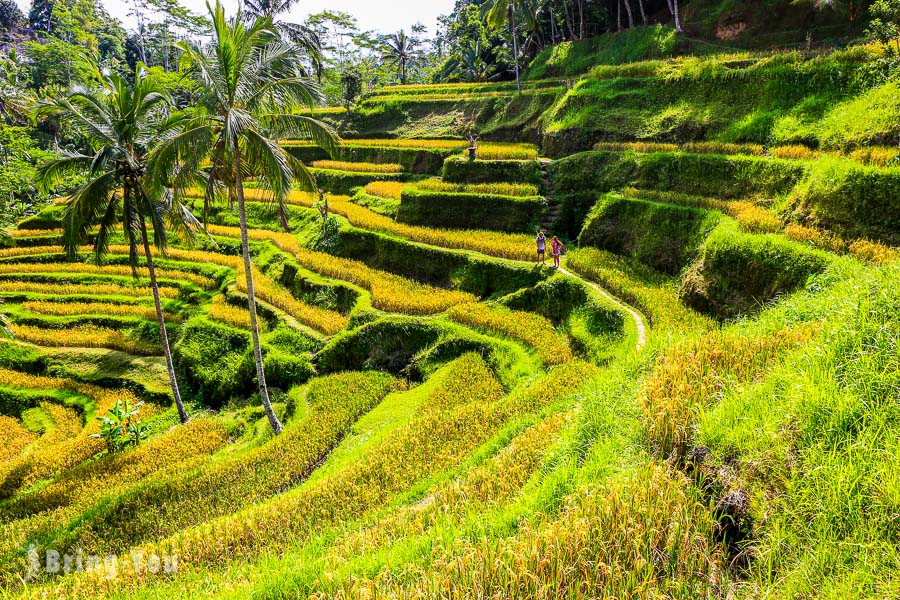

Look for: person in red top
[550,236,566,269]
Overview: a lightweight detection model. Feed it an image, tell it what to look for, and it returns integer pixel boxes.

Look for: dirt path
[557,265,648,352]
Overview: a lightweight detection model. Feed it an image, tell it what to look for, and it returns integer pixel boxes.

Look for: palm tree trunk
[233,150,283,436]
[577,0,584,39]
[509,2,522,95]
[637,0,648,25]
[673,0,683,33]
[139,218,188,424]
[623,0,635,28]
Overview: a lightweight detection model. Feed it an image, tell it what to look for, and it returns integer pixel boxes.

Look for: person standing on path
[536,231,547,263]
[551,235,566,269]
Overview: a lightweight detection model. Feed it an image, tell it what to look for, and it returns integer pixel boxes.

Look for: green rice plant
[311,160,403,174]
[344,464,724,599]
[34,371,400,558]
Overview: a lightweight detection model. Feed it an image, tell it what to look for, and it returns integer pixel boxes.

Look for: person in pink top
[550,236,566,269]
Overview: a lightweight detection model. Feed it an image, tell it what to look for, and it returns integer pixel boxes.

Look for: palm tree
[241,0,323,76]
[33,65,201,425]
[482,0,523,95]
[149,1,338,435]
[381,30,420,85]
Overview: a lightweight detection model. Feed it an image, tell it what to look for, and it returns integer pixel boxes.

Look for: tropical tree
[482,0,523,94]
[149,1,338,435]
[381,30,421,84]
[242,0,323,75]
[34,64,200,425]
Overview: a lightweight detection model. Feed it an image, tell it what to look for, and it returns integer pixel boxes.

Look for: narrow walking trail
[557,265,648,352]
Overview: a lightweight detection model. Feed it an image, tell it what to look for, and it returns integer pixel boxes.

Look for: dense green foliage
[580,193,721,274]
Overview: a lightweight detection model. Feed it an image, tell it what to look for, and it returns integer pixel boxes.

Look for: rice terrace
[0,0,898,597]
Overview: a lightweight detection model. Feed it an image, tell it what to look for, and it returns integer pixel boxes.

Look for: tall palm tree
[149,1,338,435]
[381,30,420,85]
[482,0,523,95]
[241,0,323,77]
[34,65,201,425]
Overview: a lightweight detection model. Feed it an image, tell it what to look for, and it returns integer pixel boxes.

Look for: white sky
[15,0,456,35]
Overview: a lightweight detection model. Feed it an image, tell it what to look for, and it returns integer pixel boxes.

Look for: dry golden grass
[448,302,573,365]
[311,160,403,174]
[363,181,406,200]
[0,261,216,289]
[0,281,180,299]
[848,146,900,167]
[848,239,899,265]
[784,223,848,253]
[640,326,818,461]
[106,245,348,335]
[20,300,175,321]
[683,141,765,155]
[5,229,61,238]
[469,142,539,160]
[594,141,679,154]
[729,201,782,233]
[0,369,151,498]
[0,416,37,464]
[207,295,254,330]
[414,178,540,197]
[770,145,822,161]
[9,324,160,355]
[335,464,724,599]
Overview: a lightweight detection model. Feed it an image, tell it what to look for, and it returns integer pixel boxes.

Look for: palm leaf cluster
[28,1,337,436]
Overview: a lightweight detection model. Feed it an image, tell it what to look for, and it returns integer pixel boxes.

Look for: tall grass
[311,160,403,174]
[9,324,161,355]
